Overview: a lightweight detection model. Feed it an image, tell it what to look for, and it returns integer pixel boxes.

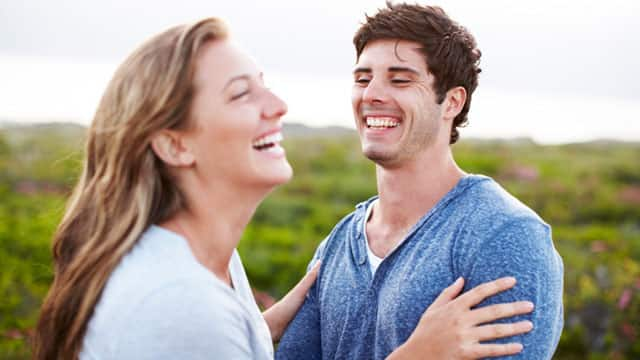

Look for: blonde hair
[33,18,228,359]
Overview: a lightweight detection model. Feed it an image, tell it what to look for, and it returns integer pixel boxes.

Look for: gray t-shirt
[80,225,273,359]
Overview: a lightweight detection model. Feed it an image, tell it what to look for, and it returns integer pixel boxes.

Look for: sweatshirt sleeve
[456,217,564,360]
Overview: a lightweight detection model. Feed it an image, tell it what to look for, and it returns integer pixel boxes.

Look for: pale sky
[1,0,639,143]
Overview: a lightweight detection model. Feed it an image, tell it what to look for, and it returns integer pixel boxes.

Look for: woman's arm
[263,261,321,342]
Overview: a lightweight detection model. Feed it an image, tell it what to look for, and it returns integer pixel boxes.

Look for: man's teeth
[252,132,283,149]
[366,117,400,128]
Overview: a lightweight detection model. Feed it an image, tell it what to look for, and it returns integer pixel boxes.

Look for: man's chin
[363,149,401,168]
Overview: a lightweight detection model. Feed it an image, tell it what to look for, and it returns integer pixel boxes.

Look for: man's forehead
[355,39,427,72]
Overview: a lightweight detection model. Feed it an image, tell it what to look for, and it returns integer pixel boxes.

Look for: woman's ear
[442,86,467,122]
[150,130,195,167]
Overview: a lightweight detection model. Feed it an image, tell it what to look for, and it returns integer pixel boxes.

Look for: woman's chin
[271,163,293,185]
[254,162,293,188]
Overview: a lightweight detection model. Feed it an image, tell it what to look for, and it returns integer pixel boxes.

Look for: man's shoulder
[453,177,560,268]
[312,198,372,258]
[458,175,548,230]
[448,175,557,262]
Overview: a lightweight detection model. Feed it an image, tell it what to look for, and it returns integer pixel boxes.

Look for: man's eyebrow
[388,66,419,75]
[353,67,372,74]
[352,66,420,75]
[222,74,251,92]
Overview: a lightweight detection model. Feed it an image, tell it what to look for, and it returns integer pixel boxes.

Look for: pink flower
[618,289,633,310]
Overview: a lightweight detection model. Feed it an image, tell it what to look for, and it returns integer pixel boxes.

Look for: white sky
[1,0,639,143]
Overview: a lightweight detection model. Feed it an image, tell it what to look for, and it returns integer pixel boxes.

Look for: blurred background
[1,0,639,358]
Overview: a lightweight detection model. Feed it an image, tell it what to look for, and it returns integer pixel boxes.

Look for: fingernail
[525,321,534,330]
[515,343,523,352]
[502,277,516,286]
[525,301,534,310]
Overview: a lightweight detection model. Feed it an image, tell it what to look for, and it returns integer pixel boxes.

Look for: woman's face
[185,39,292,192]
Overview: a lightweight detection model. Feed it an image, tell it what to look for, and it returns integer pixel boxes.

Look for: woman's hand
[387,277,534,359]
[263,261,321,342]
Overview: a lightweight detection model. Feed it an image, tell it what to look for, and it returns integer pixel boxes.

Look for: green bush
[1,124,639,358]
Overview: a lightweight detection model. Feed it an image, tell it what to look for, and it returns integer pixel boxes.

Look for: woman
[34,18,533,359]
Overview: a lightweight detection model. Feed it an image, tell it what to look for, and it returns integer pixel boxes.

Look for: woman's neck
[160,183,266,285]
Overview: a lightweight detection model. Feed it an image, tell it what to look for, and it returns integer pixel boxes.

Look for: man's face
[351,39,445,168]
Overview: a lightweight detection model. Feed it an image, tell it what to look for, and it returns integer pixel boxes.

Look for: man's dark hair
[353,2,481,144]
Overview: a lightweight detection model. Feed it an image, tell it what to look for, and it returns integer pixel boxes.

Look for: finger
[429,277,464,309]
[455,277,517,308]
[465,343,524,358]
[474,321,533,341]
[469,301,534,325]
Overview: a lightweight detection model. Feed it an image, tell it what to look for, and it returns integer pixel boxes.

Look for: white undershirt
[363,199,384,276]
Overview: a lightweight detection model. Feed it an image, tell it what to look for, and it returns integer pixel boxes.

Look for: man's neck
[372,147,464,233]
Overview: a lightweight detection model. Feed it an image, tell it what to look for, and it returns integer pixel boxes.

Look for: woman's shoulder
[127,277,249,327]
[97,225,217,309]
[103,279,254,359]
[83,227,254,359]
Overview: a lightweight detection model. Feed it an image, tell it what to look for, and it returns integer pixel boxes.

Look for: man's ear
[150,129,195,167]
[442,86,467,121]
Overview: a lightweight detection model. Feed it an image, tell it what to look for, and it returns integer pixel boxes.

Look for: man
[277,3,563,359]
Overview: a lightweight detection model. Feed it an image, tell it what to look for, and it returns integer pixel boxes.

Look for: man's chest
[317,243,457,345]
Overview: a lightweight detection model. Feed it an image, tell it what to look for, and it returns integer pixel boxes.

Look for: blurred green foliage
[1,124,639,358]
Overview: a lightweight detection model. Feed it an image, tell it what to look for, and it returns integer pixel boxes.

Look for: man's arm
[275,240,327,360]
[263,261,320,341]
[459,218,564,359]
[275,285,322,360]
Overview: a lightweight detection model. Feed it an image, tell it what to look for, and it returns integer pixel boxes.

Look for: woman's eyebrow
[222,74,251,92]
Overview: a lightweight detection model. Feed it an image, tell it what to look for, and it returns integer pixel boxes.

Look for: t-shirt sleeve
[456,217,564,360]
[114,280,254,360]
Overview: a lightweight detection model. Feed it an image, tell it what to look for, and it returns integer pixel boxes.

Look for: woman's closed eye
[230,89,250,101]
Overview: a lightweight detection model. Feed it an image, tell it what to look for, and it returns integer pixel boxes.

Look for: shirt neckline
[147,225,239,294]
[352,174,489,267]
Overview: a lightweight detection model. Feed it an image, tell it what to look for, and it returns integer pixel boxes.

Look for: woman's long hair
[33,18,228,359]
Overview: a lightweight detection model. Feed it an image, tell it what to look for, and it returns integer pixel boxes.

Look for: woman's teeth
[252,132,283,150]
[366,117,399,128]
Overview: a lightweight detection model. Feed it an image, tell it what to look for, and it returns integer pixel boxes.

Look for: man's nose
[362,78,388,104]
